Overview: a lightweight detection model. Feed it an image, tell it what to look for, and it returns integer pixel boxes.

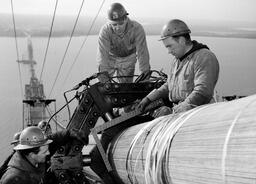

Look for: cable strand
[39,0,59,82]
[48,0,85,97]
[61,0,106,88]
[10,0,23,98]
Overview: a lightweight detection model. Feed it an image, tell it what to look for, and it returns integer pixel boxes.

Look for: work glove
[69,128,89,145]
[151,106,172,118]
[137,97,151,113]
[172,102,194,113]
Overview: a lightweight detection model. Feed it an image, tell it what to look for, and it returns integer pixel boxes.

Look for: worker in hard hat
[97,2,151,83]
[37,120,52,137]
[0,126,52,183]
[138,19,219,116]
[0,131,21,179]
[10,132,21,146]
[0,124,88,183]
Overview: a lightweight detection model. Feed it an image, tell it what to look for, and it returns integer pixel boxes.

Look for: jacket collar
[8,151,44,174]
[179,40,209,61]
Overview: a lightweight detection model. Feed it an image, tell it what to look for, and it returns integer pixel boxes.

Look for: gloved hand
[172,102,194,113]
[69,128,89,145]
[151,106,172,118]
[137,97,151,113]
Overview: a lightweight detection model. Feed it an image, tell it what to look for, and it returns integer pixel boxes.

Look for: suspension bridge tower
[17,36,56,128]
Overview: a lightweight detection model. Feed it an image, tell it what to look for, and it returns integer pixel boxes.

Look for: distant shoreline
[1,13,255,39]
[0,33,255,39]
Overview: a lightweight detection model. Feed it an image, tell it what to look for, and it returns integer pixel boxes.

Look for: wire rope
[10,0,23,98]
[48,0,85,97]
[61,0,106,88]
[39,0,59,83]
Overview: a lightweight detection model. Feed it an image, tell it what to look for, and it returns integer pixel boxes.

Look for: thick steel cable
[144,104,218,184]
[126,116,167,183]
[48,0,85,97]
[221,99,256,183]
[61,0,106,88]
[39,0,59,83]
[11,0,23,98]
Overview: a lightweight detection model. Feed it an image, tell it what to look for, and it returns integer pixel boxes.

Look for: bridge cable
[10,0,24,98]
[48,0,85,97]
[61,0,106,88]
[39,0,59,83]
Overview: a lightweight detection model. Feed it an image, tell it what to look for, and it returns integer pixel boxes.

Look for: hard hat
[38,120,50,130]
[108,3,129,22]
[11,131,21,145]
[14,126,52,150]
[159,19,191,40]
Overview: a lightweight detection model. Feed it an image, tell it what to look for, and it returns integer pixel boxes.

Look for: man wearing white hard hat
[138,19,219,116]
[97,2,151,83]
[0,126,52,184]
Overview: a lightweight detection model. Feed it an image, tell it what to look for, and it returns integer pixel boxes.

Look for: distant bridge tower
[17,36,56,128]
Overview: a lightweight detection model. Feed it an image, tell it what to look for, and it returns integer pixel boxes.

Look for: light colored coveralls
[147,41,219,114]
[97,18,150,83]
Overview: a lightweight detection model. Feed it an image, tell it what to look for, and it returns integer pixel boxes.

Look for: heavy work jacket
[97,18,150,74]
[0,130,81,184]
[147,41,219,113]
[0,152,45,184]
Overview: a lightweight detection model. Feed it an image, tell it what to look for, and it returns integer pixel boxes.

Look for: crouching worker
[138,19,219,117]
[0,126,52,184]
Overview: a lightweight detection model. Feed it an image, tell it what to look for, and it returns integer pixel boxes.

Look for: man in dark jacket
[0,126,52,184]
[0,125,88,184]
[0,155,14,180]
[0,132,21,179]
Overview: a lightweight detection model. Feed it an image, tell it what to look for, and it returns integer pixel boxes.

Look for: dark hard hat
[14,126,52,150]
[38,120,51,130]
[11,131,21,145]
[108,2,128,22]
[160,19,191,40]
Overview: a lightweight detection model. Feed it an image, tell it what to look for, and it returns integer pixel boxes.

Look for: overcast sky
[0,0,255,23]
